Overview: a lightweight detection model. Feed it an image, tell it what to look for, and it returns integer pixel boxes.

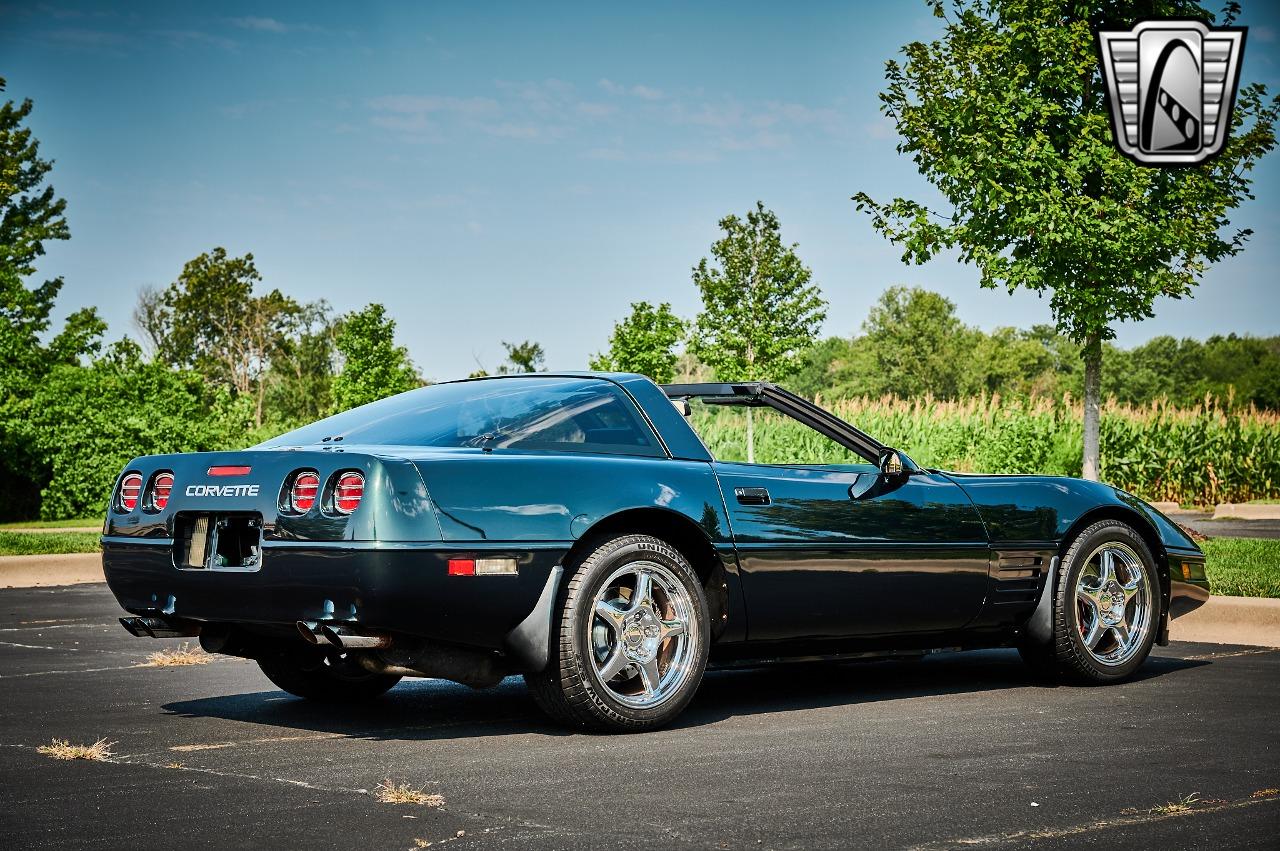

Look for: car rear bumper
[102,537,569,651]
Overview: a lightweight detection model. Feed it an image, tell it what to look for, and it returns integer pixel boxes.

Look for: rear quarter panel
[408,451,730,545]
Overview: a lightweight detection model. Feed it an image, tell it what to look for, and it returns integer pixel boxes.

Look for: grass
[0,531,101,556]
[374,780,444,807]
[142,643,211,667]
[36,737,116,761]
[1149,793,1201,815]
[1201,538,1280,598]
[0,518,100,530]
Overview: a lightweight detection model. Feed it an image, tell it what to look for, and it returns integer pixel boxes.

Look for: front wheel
[524,534,710,732]
[1021,519,1161,683]
[257,653,401,703]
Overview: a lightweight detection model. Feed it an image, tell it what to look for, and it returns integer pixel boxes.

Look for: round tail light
[119,473,143,511]
[334,472,365,514]
[152,472,174,511]
[290,471,320,513]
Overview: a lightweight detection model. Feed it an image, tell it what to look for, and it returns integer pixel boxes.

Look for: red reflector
[119,472,143,511]
[448,559,476,576]
[290,471,320,513]
[152,472,174,510]
[334,472,364,514]
[208,465,252,477]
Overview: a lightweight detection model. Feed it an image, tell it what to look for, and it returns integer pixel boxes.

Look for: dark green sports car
[103,373,1209,732]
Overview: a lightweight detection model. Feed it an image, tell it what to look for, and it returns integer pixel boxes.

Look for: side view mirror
[878,448,919,479]
[851,449,917,500]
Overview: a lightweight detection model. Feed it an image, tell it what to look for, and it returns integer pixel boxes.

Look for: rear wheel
[257,653,401,703]
[525,534,710,732]
[1020,519,1160,683]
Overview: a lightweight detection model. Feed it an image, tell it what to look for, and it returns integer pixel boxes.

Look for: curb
[1,526,102,534]
[1212,503,1280,521]
[0,552,104,588]
[1170,595,1280,648]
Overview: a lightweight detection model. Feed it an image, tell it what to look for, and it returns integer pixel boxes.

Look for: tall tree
[330,303,419,412]
[141,248,317,426]
[262,300,338,424]
[589,301,687,383]
[500,340,546,373]
[0,78,105,518]
[862,286,970,398]
[853,0,1278,480]
[692,201,827,460]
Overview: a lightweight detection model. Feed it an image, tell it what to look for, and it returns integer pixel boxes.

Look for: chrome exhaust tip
[319,624,392,650]
[296,621,323,645]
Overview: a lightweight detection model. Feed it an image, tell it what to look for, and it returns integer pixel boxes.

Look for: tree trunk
[1081,333,1102,482]
[746,406,755,464]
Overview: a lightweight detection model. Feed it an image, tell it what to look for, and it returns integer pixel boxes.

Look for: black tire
[524,534,710,733]
[1020,519,1161,684]
[257,653,401,703]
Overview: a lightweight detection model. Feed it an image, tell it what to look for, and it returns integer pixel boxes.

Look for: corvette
[103,373,1209,732]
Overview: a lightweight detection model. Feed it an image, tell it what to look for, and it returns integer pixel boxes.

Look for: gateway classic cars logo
[1097,19,1246,166]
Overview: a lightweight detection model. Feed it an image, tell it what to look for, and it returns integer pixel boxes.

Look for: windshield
[257,376,664,457]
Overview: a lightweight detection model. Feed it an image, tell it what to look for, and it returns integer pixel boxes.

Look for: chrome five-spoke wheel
[588,562,698,708]
[1074,542,1152,667]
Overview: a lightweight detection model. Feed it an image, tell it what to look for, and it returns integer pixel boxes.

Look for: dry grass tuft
[142,643,210,667]
[36,737,115,761]
[375,779,444,807]
[164,762,185,769]
[1252,788,1280,798]
[1150,793,1200,815]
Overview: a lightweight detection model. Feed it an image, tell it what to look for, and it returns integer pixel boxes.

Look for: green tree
[141,248,318,426]
[0,78,106,518]
[589,301,687,383]
[853,0,1278,479]
[692,201,827,460]
[788,336,878,400]
[862,286,970,398]
[500,340,546,374]
[330,303,419,412]
[19,341,251,519]
[261,301,338,425]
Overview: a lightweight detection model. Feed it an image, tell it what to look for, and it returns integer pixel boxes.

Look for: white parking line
[0,640,76,651]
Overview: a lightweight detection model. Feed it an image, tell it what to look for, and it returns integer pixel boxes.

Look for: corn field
[689,395,1280,506]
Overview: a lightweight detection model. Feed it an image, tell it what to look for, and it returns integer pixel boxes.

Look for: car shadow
[161,647,1209,741]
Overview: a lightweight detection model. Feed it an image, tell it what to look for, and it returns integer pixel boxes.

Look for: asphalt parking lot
[2,583,1277,850]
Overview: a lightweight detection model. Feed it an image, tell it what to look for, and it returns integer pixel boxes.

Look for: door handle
[734,487,771,506]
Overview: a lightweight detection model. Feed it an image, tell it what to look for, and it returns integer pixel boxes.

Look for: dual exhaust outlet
[296,620,392,651]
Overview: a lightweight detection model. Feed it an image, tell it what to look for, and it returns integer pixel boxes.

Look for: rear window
[258,377,664,457]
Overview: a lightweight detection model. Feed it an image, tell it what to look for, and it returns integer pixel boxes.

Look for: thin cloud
[598,78,665,100]
[369,94,500,119]
[227,16,321,34]
[229,16,288,33]
[153,29,238,51]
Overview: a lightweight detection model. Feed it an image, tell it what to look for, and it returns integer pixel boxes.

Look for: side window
[684,398,869,467]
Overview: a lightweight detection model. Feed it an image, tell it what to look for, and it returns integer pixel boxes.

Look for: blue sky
[4,1,1279,381]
